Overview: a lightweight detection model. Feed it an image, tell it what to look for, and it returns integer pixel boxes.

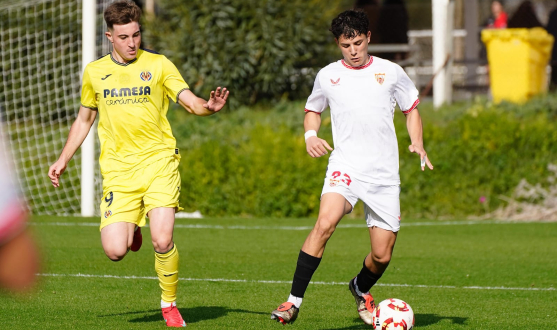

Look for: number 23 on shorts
[329,171,352,187]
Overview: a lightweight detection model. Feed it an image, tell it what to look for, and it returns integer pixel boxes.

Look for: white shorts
[321,166,401,232]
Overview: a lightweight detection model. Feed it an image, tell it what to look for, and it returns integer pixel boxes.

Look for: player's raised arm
[405,108,433,171]
[177,87,229,116]
[48,105,97,187]
[304,111,333,158]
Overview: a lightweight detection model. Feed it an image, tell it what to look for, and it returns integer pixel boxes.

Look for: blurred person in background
[270,9,433,326]
[481,1,508,61]
[486,0,508,29]
[0,130,39,292]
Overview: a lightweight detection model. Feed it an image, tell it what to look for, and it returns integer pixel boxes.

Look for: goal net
[0,0,110,216]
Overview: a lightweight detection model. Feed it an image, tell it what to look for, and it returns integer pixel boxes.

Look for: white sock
[287,294,303,308]
[354,278,369,296]
[161,300,176,308]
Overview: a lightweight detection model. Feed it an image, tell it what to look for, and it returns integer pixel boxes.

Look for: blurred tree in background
[144,0,349,107]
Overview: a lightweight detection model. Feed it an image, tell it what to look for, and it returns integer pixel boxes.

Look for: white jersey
[305,56,419,185]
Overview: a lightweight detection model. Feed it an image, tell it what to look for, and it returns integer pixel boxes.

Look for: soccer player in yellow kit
[47,1,229,327]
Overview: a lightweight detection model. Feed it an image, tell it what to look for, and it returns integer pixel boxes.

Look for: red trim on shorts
[341,56,373,70]
[402,99,420,114]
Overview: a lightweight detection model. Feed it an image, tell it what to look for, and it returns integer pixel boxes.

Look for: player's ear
[105,31,113,43]
[366,31,371,43]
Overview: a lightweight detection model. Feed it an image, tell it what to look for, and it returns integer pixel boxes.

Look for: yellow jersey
[81,49,188,177]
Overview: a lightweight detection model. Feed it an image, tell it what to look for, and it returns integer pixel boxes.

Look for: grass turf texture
[1,216,555,329]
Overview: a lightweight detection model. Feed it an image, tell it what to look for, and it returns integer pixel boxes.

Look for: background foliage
[144,0,348,107]
[170,95,557,219]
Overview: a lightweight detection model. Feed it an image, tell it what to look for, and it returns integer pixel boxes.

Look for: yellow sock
[155,244,179,304]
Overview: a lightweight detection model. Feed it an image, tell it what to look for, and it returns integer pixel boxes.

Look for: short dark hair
[104,0,142,30]
[330,10,369,39]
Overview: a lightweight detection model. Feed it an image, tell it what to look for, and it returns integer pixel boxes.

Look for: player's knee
[104,247,127,262]
[152,237,173,253]
[371,251,392,267]
[313,219,336,239]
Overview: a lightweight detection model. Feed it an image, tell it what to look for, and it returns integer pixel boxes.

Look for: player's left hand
[409,144,433,171]
[203,87,229,112]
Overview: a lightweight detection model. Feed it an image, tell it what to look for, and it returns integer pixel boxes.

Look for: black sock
[290,250,321,298]
[355,258,382,293]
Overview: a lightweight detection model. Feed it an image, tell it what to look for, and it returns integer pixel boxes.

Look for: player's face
[105,22,141,62]
[491,1,502,17]
[336,31,371,67]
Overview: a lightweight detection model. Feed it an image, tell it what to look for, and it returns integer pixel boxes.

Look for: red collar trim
[341,56,373,70]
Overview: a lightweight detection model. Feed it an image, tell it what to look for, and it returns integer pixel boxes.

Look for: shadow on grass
[319,314,467,329]
[318,317,378,330]
[317,317,369,329]
[416,313,467,327]
[99,306,267,324]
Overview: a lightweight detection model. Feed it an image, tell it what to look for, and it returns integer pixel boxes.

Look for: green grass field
[1,216,555,329]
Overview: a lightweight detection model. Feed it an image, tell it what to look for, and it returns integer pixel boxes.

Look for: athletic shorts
[321,166,401,232]
[99,154,181,230]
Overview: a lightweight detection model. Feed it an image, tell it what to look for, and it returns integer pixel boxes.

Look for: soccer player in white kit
[271,10,433,325]
[0,130,39,291]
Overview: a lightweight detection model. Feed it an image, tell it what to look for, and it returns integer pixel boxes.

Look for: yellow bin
[481,28,554,104]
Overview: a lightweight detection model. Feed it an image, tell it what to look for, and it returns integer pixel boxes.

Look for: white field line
[29,219,550,230]
[36,273,555,292]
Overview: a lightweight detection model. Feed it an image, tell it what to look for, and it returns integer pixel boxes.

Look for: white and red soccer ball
[372,298,415,330]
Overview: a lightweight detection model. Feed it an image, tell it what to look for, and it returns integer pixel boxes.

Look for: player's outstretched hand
[203,87,229,112]
[306,136,333,158]
[408,144,433,171]
[48,160,67,187]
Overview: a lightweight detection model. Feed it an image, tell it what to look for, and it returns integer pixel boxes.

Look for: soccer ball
[372,298,415,330]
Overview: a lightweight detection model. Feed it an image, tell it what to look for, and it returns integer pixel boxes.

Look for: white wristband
[304,130,317,141]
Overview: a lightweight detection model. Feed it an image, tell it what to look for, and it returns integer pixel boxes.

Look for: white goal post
[81,0,97,217]
[0,0,109,216]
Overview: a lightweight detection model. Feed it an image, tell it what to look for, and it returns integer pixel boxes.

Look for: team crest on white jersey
[375,73,385,85]
[330,78,340,86]
[140,71,152,82]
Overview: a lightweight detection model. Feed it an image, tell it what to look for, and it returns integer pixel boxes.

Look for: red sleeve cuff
[402,99,420,114]
[304,109,320,113]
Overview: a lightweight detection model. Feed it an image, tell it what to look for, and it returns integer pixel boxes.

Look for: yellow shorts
[99,155,181,230]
